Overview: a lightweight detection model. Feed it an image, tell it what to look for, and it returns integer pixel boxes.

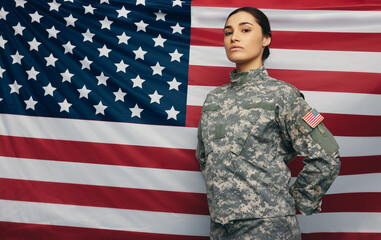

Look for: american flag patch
[303,108,324,128]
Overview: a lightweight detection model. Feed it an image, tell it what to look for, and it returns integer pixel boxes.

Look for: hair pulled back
[227,7,272,61]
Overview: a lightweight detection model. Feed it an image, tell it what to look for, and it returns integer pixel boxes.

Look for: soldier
[196,7,341,240]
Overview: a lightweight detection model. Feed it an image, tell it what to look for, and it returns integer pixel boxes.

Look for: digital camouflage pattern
[210,215,301,240]
[196,66,340,225]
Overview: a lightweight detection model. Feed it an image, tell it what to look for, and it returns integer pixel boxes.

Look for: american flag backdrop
[0,0,380,239]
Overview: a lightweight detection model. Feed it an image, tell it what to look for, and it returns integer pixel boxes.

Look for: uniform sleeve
[196,122,206,172]
[277,89,341,215]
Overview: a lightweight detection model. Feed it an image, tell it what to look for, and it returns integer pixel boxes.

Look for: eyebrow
[224,22,254,29]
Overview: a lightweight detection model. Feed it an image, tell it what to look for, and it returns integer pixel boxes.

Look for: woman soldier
[196,7,340,240]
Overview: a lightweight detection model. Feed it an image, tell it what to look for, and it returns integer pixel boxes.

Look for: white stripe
[0,156,206,194]
[298,212,381,233]
[2,157,381,194]
[0,200,210,236]
[0,114,196,150]
[189,46,381,73]
[187,85,381,116]
[1,114,380,157]
[191,6,381,33]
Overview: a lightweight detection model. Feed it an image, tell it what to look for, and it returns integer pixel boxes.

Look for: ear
[262,35,271,47]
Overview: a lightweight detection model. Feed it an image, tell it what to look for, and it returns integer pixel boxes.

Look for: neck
[236,60,263,73]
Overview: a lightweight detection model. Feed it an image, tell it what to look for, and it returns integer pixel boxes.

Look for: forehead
[225,11,257,27]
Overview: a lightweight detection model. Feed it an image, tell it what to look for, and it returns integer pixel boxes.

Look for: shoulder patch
[303,109,324,128]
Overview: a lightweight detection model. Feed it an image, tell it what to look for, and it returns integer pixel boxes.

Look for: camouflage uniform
[196,66,340,239]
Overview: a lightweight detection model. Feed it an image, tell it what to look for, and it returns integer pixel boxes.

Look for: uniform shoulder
[265,76,304,99]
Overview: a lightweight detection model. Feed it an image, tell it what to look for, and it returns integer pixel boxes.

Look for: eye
[242,28,250,33]
[224,31,232,36]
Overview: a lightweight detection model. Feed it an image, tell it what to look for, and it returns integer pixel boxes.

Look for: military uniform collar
[230,66,268,86]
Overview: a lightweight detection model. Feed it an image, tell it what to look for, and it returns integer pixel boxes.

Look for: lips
[230,45,243,51]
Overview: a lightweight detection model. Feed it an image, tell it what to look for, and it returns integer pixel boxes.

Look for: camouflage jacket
[196,66,340,225]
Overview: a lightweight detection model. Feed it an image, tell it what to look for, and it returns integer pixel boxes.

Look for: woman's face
[224,11,271,72]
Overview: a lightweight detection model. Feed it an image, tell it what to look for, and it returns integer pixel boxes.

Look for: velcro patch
[303,109,324,128]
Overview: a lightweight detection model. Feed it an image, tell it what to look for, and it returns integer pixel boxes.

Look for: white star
[117,6,130,18]
[47,26,60,38]
[78,85,91,99]
[98,44,111,57]
[172,0,183,7]
[117,32,131,45]
[58,99,72,113]
[171,23,184,34]
[113,88,126,102]
[0,67,5,78]
[136,0,145,6]
[96,72,109,86]
[152,34,167,47]
[61,69,74,82]
[151,62,165,76]
[80,56,93,70]
[166,106,180,120]
[64,0,74,2]
[168,77,181,91]
[11,51,24,64]
[129,104,143,118]
[94,101,107,115]
[15,0,27,8]
[154,10,166,21]
[0,7,9,20]
[100,0,110,3]
[25,96,38,110]
[169,49,183,62]
[64,14,77,27]
[26,66,39,80]
[28,38,41,51]
[135,20,148,32]
[48,0,61,11]
[82,29,95,42]
[115,60,128,73]
[100,17,113,30]
[63,41,75,54]
[0,35,7,49]
[149,90,163,104]
[30,11,43,23]
[133,47,147,60]
[9,80,22,94]
[131,75,145,88]
[83,4,95,14]
[43,83,56,96]
[13,22,25,36]
[45,53,58,67]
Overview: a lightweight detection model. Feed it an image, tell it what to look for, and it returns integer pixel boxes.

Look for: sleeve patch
[303,108,324,128]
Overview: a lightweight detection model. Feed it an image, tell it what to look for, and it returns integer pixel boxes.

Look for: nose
[231,31,239,42]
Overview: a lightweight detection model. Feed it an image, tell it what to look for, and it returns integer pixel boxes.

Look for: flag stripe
[322,193,381,213]
[302,233,381,240]
[191,7,381,33]
[187,86,381,116]
[191,28,381,52]
[288,156,381,177]
[191,0,381,11]
[190,46,381,73]
[0,222,210,240]
[0,135,200,171]
[1,137,380,176]
[0,178,209,215]
[188,66,381,94]
[0,200,210,237]
[297,212,381,233]
[1,156,381,195]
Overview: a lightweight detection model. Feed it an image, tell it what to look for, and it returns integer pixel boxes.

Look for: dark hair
[227,7,272,61]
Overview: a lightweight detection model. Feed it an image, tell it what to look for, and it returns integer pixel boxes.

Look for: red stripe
[321,193,381,213]
[188,65,381,94]
[0,222,209,240]
[191,0,381,10]
[288,155,381,177]
[191,28,381,52]
[0,178,209,215]
[0,135,200,171]
[186,106,381,137]
[302,232,381,240]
